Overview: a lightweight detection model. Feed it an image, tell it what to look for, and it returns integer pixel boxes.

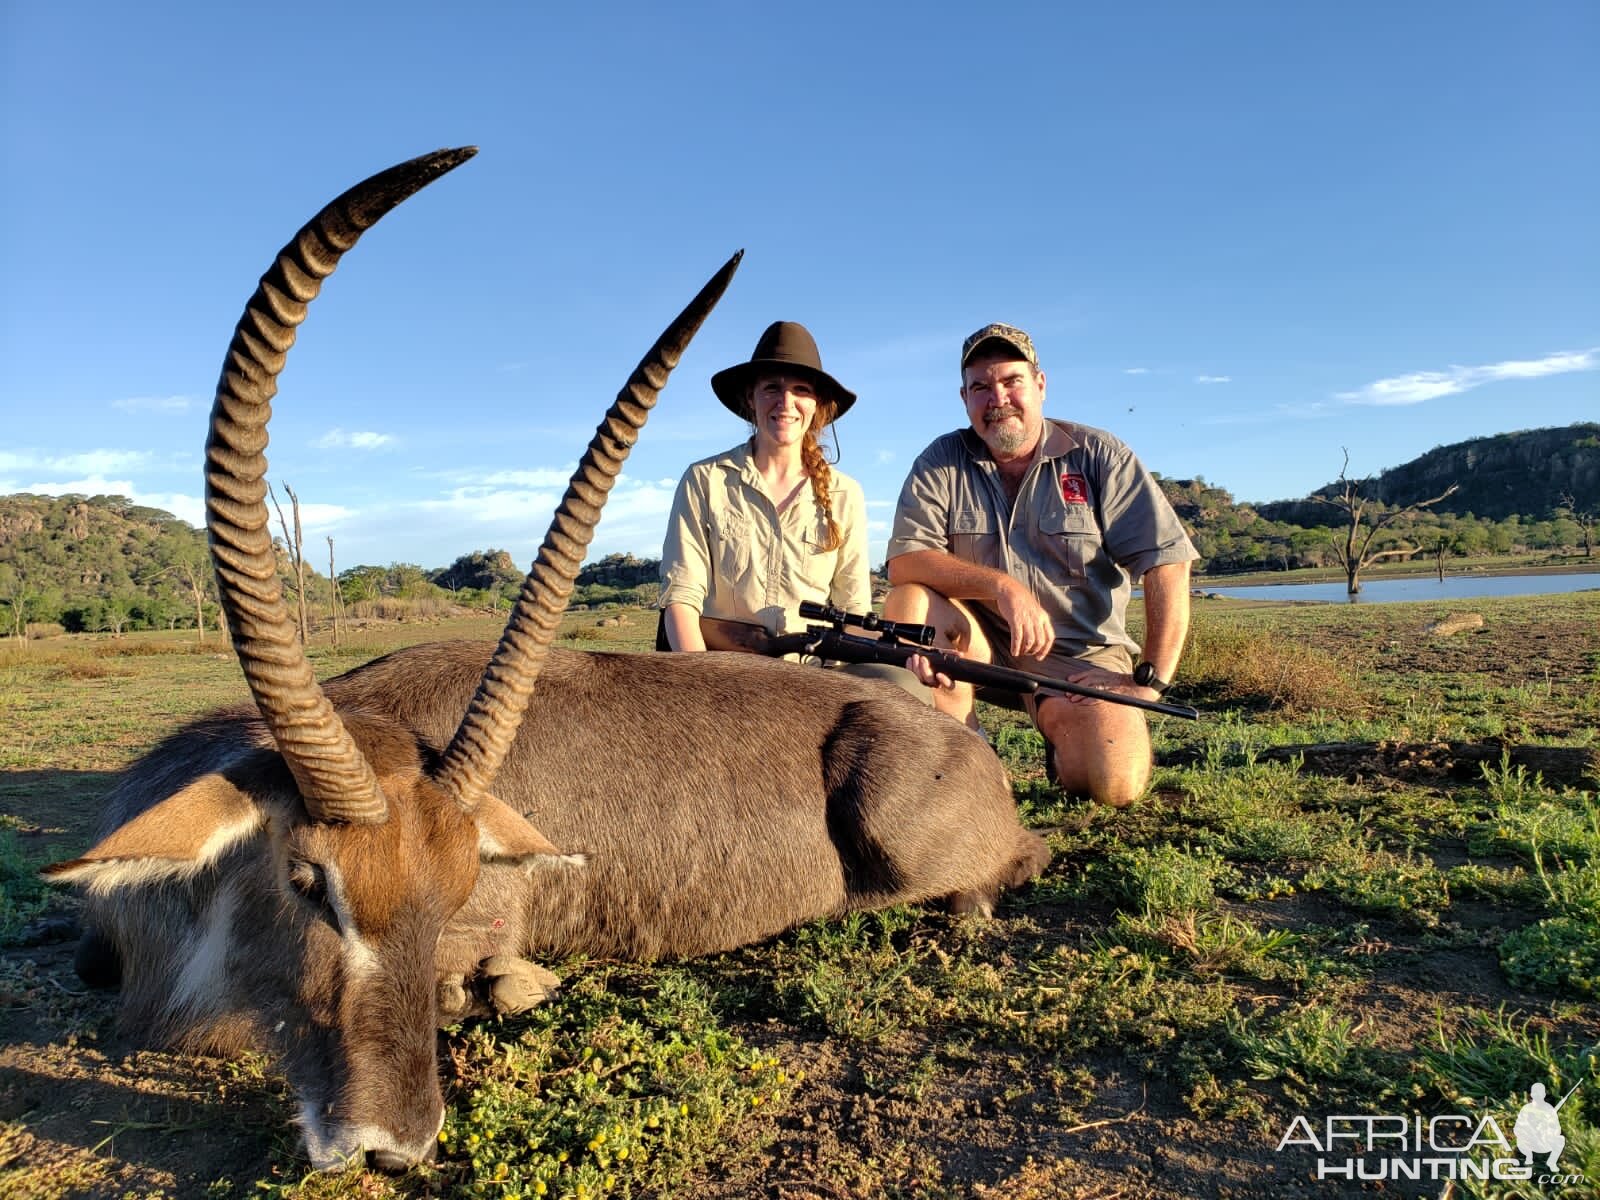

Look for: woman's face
[749,373,819,450]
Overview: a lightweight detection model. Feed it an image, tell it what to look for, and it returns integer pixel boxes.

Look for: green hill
[3,423,1594,629]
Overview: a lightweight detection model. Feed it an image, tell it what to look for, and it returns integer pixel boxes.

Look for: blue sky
[3,2,1596,571]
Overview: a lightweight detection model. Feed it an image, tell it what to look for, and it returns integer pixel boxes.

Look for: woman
[659,320,870,652]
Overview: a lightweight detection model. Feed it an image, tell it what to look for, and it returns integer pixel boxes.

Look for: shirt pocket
[950,507,1002,570]
[709,510,754,586]
[792,522,838,598]
[1038,505,1099,578]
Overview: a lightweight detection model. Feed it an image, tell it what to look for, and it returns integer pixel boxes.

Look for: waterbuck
[45,148,1050,1172]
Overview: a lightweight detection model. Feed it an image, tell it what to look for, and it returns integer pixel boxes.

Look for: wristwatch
[1132,661,1171,694]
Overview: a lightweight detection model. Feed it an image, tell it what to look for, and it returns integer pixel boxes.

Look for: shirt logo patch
[1061,473,1089,505]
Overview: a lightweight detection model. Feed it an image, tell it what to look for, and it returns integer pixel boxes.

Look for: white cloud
[474,467,579,489]
[1195,374,1232,385]
[4,475,205,527]
[112,394,196,413]
[1124,367,1150,375]
[1337,348,1599,406]
[314,428,395,450]
[0,449,153,475]
[874,449,896,465]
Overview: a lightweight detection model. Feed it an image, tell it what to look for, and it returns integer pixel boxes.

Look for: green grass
[3,592,1599,1197]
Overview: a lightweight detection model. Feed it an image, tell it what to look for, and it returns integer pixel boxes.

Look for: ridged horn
[437,249,744,808]
[206,148,478,824]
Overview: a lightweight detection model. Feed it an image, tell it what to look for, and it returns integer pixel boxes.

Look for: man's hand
[1052,660,1162,706]
[904,652,955,690]
[996,578,1054,661]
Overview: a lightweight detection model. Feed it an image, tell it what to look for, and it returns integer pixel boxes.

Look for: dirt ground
[3,597,1597,1198]
[4,857,1525,1200]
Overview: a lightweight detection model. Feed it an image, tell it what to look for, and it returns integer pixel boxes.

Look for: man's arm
[886,548,1056,660]
[1137,560,1191,687]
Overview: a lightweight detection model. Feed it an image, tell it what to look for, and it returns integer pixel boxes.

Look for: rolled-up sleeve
[829,476,873,613]
[659,468,712,613]
[886,439,956,560]
[1096,444,1199,582]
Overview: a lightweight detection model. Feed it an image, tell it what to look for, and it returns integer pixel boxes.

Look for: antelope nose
[367,1147,423,1173]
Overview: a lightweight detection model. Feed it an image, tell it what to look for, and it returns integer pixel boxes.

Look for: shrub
[1181,624,1362,715]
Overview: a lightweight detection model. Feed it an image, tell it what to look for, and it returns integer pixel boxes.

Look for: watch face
[1134,662,1155,686]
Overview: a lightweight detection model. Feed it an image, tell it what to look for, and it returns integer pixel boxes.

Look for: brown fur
[67,644,1047,1167]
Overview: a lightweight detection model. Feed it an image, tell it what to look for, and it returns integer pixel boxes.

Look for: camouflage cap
[960,323,1039,374]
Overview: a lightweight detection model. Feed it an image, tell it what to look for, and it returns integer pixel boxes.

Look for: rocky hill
[1258,422,1599,524]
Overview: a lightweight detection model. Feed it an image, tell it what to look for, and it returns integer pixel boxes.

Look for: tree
[1558,493,1596,558]
[1313,450,1459,595]
[270,481,311,645]
[328,536,344,648]
[0,564,35,641]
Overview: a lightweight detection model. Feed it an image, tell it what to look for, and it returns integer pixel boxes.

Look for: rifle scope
[798,601,936,648]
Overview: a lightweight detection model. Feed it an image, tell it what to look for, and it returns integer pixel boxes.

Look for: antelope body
[45,149,1049,1172]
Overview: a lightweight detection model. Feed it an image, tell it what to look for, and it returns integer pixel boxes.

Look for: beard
[983,412,1031,457]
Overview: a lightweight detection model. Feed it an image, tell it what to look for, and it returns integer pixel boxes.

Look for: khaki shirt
[887,419,1198,653]
[660,443,872,635]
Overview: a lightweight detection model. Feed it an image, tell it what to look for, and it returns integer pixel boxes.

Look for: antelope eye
[287,860,330,909]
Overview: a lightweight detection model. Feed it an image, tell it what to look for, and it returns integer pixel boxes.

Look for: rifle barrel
[807,630,1199,720]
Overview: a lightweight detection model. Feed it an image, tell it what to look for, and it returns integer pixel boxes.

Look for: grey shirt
[887,419,1198,653]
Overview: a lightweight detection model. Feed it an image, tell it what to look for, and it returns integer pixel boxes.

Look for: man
[884,323,1198,807]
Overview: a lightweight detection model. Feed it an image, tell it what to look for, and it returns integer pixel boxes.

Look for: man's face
[961,355,1045,461]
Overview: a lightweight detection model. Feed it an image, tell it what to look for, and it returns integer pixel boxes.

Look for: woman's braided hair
[800,397,842,552]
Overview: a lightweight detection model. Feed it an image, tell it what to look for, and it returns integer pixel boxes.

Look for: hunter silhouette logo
[1514,1081,1577,1172]
[1274,1079,1588,1186]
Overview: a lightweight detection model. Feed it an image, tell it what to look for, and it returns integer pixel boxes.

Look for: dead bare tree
[327,536,343,647]
[269,481,311,644]
[175,556,211,644]
[1313,449,1459,595]
[1558,493,1596,558]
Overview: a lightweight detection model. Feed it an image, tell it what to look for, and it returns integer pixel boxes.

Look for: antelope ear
[475,793,585,869]
[42,768,268,891]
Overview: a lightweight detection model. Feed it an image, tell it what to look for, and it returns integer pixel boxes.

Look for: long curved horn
[437,250,743,808]
[206,147,477,824]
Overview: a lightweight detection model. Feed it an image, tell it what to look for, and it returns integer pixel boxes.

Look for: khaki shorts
[963,603,1135,726]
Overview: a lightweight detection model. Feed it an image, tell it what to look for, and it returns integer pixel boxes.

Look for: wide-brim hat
[711,321,857,419]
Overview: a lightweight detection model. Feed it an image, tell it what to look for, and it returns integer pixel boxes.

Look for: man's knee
[1039,701,1152,808]
[883,582,937,623]
[1049,739,1149,808]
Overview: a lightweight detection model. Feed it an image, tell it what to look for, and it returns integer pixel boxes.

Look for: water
[1192,571,1600,605]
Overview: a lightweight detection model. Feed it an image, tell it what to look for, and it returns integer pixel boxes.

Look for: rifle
[758,601,1199,720]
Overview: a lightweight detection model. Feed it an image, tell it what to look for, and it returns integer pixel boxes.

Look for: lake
[1191,571,1600,605]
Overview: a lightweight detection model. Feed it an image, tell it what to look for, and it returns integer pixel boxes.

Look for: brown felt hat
[711,321,857,419]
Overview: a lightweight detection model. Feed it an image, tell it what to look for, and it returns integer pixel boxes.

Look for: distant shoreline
[1194,559,1600,589]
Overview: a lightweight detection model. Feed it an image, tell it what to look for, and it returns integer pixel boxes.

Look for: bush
[1181,625,1362,715]
[1500,916,1600,996]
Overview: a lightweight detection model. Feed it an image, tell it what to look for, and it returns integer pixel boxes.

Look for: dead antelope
[45,148,1050,1172]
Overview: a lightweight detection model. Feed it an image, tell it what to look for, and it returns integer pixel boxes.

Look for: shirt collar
[713,441,761,485]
